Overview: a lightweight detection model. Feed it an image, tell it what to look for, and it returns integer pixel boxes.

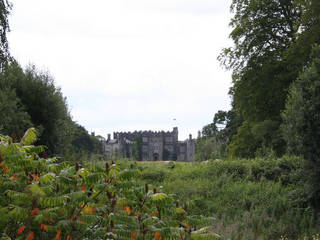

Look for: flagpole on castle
[173,118,176,128]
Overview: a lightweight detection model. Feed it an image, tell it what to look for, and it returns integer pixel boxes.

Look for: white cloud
[8,0,233,139]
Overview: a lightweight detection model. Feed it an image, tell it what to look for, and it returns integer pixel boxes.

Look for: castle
[101,127,195,161]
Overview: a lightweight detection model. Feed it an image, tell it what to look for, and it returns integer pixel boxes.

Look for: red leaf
[131,232,137,239]
[123,206,131,214]
[40,224,49,232]
[4,167,8,173]
[93,208,97,214]
[27,231,34,240]
[66,235,72,240]
[154,232,162,240]
[81,186,86,191]
[55,229,62,240]
[31,208,39,216]
[32,174,39,181]
[17,225,25,235]
[10,173,20,181]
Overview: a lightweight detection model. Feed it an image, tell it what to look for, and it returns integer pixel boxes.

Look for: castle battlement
[104,127,194,161]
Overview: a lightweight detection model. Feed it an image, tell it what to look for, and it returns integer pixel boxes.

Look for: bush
[128,157,318,239]
[0,129,217,239]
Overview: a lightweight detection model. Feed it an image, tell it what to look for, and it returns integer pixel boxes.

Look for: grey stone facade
[101,127,195,161]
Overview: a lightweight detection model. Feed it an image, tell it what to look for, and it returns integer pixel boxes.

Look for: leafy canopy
[0,0,12,69]
[282,45,320,208]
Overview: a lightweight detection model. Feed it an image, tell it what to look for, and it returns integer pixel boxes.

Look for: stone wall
[102,127,194,161]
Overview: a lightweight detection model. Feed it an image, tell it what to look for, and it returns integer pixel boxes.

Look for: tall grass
[114,156,320,239]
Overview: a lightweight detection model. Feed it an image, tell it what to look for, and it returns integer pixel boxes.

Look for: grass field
[112,157,320,240]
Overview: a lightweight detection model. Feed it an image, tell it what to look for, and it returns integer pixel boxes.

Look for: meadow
[1,128,320,239]
[114,157,320,240]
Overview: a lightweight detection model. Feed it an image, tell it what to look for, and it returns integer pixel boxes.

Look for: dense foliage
[2,0,320,238]
[0,63,73,154]
[0,62,101,157]
[282,44,320,208]
[0,87,32,135]
[0,129,218,239]
[132,158,320,239]
[0,0,11,69]
[197,110,242,160]
[214,0,320,158]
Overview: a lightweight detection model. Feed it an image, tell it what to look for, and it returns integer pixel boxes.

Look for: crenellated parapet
[104,127,194,161]
[113,129,175,141]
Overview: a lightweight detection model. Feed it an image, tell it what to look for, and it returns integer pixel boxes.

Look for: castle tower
[173,127,178,142]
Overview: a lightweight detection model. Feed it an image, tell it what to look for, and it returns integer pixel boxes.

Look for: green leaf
[175,207,186,215]
[27,183,46,197]
[151,193,168,201]
[191,227,221,240]
[20,128,37,145]
[77,168,90,178]
[40,173,56,184]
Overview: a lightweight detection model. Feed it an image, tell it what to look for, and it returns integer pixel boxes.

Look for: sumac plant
[0,128,220,240]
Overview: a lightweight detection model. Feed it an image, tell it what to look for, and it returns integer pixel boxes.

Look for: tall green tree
[219,0,302,74]
[0,62,74,154]
[219,0,303,122]
[219,0,320,157]
[282,45,320,209]
[0,0,12,69]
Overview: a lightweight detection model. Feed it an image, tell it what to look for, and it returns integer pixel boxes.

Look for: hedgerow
[0,128,218,240]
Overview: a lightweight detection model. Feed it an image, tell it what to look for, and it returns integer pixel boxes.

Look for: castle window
[142,137,148,143]
[165,137,172,143]
[180,146,185,152]
[142,146,148,152]
[165,145,173,152]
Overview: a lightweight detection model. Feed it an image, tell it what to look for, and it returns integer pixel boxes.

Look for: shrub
[0,128,217,239]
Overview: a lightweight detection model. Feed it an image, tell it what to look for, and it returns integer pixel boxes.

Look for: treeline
[197,0,320,210]
[0,1,101,158]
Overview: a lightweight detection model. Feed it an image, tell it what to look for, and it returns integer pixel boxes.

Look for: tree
[227,121,258,158]
[0,88,32,136]
[219,0,302,73]
[0,0,12,69]
[0,62,74,154]
[219,0,320,157]
[220,0,304,122]
[198,110,242,159]
[195,137,218,161]
[282,45,320,208]
[201,123,215,138]
[71,124,101,154]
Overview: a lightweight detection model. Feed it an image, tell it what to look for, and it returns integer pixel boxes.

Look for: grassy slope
[116,157,320,240]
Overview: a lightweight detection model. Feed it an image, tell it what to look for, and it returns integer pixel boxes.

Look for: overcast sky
[8,0,233,140]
